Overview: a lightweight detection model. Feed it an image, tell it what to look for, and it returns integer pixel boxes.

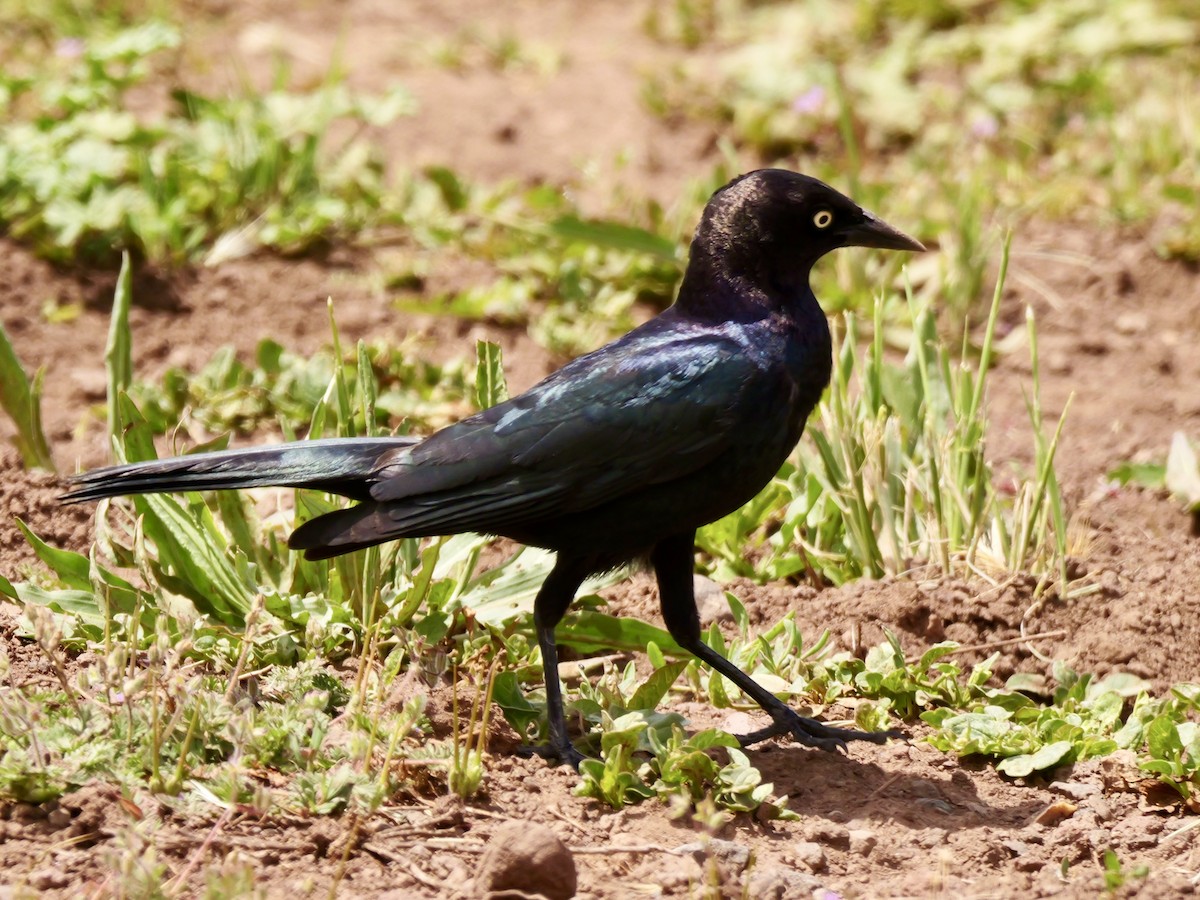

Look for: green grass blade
[106,251,134,439]
[0,321,54,470]
[474,340,509,410]
[547,216,679,263]
[356,340,377,437]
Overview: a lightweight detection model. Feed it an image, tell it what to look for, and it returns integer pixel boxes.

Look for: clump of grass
[129,338,478,441]
[0,21,411,264]
[647,0,1200,261]
[567,606,1200,812]
[387,167,685,356]
[698,237,1076,598]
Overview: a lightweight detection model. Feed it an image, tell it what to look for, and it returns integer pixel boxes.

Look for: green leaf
[0,320,54,470]
[116,392,158,463]
[490,671,542,739]
[106,251,133,439]
[474,340,509,410]
[1107,460,1166,489]
[627,660,689,712]
[6,584,106,628]
[996,740,1073,777]
[557,611,684,656]
[1145,714,1184,759]
[11,518,143,615]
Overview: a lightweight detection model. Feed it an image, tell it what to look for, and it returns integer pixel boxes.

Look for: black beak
[845,209,926,252]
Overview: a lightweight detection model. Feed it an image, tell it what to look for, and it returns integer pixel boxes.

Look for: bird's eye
[813,210,833,228]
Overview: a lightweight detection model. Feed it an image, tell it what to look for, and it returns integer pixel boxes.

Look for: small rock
[28,869,67,891]
[1091,798,1115,822]
[1098,751,1142,791]
[46,808,73,829]
[1143,564,1167,584]
[1002,839,1031,857]
[793,841,826,873]
[801,823,848,847]
[746,867,824,899]
[694,575,730,623]
[848,829,877,856]
[916,828,948,849]
[708,838,751,872]
[1019,825,1046,844]
[1015,856,1044,873]
[1114,311,1146,333]
[476,820,576,900]
[1114,814,1163,850]
[1049,782,1101,801]
[676,838,751,873]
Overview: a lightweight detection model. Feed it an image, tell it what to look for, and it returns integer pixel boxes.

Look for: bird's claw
[736,710,902,753]
[517,741,589,771]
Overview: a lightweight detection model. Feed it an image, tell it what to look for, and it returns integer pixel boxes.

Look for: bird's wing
[363,330,762,534]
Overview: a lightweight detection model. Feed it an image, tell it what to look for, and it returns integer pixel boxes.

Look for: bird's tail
[61,437,419,504]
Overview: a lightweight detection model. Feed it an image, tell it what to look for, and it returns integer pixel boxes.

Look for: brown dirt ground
[2,1,1199,897]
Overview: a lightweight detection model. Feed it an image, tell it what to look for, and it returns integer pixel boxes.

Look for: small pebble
[746,868,824,900]
[1049,781,1101,801]
[1114,312,1147,334]
[793,840,826,872]
[916,828,948,849]
[677,839,751,872]
[1143,564,1167,584]
[28,869,67,891]
[848,828,877,856]
[1002,839,1030,857]
[476,820,576,900]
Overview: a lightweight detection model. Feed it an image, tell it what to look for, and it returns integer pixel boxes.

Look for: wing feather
[292,329,764,553]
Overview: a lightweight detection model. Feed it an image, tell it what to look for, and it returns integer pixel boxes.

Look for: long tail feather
[62,437,419,503]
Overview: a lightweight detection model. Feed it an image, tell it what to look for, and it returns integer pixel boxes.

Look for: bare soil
[1,1,1198,897]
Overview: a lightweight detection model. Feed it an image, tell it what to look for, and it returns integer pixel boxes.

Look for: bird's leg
[518,555,590,770]
[650,532,900,754]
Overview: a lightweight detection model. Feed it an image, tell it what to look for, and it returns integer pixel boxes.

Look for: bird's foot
[736,710,902,754]
[517,740,589,771]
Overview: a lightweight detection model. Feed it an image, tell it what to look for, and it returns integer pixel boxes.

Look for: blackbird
[65,169,925,767]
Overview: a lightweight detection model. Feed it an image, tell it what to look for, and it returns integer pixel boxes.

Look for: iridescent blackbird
[65,170,925,767]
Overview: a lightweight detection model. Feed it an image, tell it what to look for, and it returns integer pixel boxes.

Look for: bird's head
[685,169,924,304]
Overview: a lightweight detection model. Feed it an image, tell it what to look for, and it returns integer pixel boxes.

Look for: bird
[64,169,925,768]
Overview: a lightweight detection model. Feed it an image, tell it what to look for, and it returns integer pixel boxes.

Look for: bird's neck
[673,250,821,327]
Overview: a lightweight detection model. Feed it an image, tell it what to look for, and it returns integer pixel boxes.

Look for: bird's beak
[845,209,926,252]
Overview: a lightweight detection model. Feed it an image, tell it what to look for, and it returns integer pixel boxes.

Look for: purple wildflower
[55,37,85,59]
[792,85,827,115]
[970,112,999,140]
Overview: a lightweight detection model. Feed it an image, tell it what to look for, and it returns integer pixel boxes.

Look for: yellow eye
[813,210,833,228]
